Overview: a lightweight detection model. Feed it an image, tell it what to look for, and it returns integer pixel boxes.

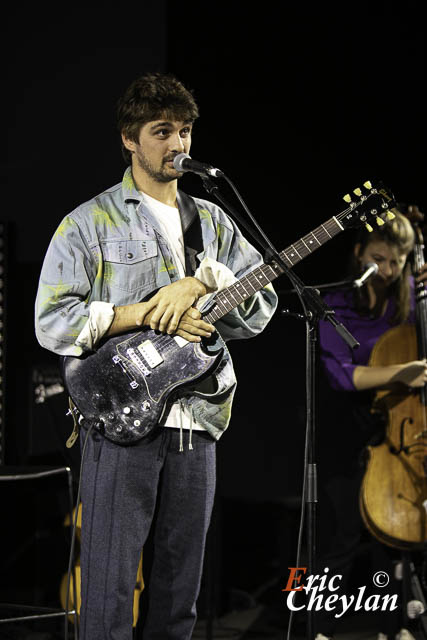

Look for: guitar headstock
[339,181,396,232]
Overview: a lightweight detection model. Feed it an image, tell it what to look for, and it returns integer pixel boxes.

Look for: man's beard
[135,149,177,183]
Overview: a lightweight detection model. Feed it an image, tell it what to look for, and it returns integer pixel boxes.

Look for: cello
[360,207,427,549]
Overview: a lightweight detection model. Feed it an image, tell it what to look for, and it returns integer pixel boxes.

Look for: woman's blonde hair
[352,210,415,323]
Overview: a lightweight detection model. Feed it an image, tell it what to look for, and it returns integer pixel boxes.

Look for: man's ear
[121,133,136,153]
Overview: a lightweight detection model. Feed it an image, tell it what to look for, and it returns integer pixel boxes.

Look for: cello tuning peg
[386,210,395,220]
[363,180,372,190]
[353,188,362,197]
[365,223,374,232]
[343,194,352,203]
[376,216,385,226]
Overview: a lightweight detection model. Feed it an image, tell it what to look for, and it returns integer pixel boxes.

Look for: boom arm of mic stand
[278,280,353,297]
[324,310,360,350]
[299,287,360,350]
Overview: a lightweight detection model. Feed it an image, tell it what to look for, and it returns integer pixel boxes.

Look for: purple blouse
[318,278,416,392]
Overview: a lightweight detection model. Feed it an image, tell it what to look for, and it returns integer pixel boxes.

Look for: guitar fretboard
[203,216,344,324]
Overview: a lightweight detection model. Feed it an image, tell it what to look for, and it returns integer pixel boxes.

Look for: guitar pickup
[137,341,164,368]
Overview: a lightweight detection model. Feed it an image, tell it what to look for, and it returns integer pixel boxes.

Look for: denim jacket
[35,168,277,439]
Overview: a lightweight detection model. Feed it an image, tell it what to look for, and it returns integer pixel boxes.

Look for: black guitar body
[61,328,223,444]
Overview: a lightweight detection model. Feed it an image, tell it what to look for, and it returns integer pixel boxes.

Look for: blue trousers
[79,426,216,640]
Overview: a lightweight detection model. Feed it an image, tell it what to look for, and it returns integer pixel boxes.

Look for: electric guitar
[62,181,396,444]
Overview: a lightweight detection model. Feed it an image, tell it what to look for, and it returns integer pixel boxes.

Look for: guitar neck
[203,215,344,324]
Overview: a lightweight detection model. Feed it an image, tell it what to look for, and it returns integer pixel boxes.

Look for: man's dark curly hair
[117,72,199,164]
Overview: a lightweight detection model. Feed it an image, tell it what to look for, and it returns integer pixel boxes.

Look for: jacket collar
[122,166,143,203]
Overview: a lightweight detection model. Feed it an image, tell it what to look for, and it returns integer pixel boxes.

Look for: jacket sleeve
[35,214,98,356]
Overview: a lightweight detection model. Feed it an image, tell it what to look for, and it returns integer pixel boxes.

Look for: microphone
[353,262,379,288]
[173,153,224,178]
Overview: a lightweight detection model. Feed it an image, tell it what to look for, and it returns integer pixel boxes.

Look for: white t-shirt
[140,192,186,278]
[140,192,205,432]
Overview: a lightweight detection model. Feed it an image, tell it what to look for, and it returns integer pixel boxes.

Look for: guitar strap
[176,190,204,277]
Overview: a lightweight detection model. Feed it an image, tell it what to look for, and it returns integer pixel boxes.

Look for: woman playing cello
[315,208,427,640]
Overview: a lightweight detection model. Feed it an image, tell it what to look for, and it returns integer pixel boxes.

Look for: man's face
[123,119,192,183]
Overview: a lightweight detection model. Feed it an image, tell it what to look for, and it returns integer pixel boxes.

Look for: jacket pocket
[100,239,158,293]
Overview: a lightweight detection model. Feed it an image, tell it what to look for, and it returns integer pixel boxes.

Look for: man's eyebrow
[150,122,173,130]
[149,121,193,131]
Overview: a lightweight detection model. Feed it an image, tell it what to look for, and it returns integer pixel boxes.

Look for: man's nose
[169,133,185,153]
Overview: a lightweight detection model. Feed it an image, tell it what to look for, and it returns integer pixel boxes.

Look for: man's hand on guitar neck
[107,277,216,343]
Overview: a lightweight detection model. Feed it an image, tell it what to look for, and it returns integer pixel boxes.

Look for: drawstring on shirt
[179,399,194,452]
[189,408,194,451]
[179,400,184,452]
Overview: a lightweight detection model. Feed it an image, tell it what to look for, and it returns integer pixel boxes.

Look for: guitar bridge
[112,355,139,389]
[126,348,151,377]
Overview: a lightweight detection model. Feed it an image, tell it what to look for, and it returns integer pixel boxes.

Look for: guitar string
[206,219,343,320]
[209,193,389,318]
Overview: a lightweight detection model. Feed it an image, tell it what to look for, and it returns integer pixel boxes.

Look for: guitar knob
[134,420,141,427]
[95,420,105,435]
[123,407,131,414]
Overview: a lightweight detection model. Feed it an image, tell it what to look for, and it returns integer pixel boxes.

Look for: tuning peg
[363,181,372,189]
[343,194,352,203]
[353,188,362,197]
[365,223,374,232]
[376,217,385,226]
[386,210,395,220]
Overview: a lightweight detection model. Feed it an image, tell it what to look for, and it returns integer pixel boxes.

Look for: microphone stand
[278,279,355,295]
[200,174,359,640]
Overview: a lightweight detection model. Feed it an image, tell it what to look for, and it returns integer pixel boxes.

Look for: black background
[2,0,426,622]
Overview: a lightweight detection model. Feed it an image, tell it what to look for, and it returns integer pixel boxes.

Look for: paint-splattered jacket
[35,168,277,439]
